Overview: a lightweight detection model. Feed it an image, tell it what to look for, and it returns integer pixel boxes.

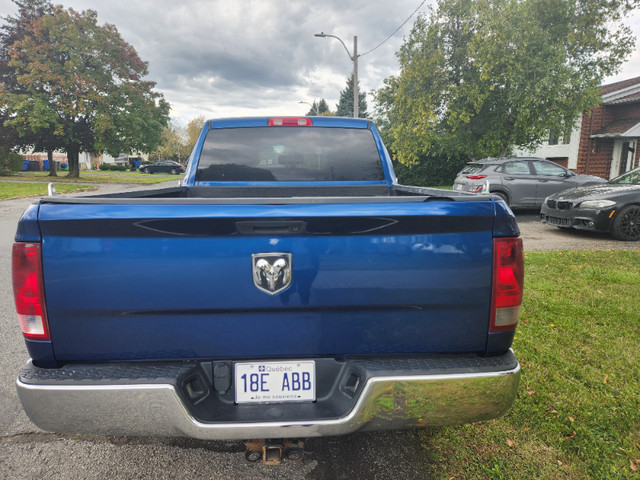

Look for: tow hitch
[243,439,305,465]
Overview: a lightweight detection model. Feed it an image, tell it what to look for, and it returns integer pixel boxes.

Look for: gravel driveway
[515,210,639,251]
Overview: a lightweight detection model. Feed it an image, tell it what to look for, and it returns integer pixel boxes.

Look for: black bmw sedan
[540,166,640,241]
[140,160,185,174]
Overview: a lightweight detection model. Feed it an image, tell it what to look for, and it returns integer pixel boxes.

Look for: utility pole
[353,36,358,118]
[315,32,360,118]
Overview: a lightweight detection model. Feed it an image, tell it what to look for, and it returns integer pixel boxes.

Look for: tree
[0,0,58,174]
[375,0,638,164]
[1,3,170,177]
[184,115,205,157]
[154,121,186,161]
[153,116,205,162]
[305,99,332,116]
[318,99,330,115]
[0,145,23,175]
[335,74,368,118]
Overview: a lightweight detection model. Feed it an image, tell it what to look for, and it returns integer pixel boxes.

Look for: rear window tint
[531,160,566,176]
[503,161,531,174]
[610,168,640,184]
[460,164,484,175]
[196,127,384,182]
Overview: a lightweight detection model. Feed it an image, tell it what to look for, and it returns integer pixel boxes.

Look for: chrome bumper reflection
[17,363,520,440]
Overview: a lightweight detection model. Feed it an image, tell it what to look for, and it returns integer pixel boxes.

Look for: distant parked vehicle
[540,166,640,241]
[140,161,185,175]
[453,157,606,208]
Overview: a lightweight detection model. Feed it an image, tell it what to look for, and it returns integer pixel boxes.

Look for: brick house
[515,76,640,179]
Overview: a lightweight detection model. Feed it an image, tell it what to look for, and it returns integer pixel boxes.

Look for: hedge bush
[0,148,23,176]
[98,163,127,171]
[392,155,468,187]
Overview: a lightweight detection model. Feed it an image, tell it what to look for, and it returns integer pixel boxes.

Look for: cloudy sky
[1,0,639,127]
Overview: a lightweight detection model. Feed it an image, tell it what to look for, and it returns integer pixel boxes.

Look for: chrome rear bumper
[17,354,520,440]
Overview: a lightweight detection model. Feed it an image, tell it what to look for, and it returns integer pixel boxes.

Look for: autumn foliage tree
[0,0,55,172]
[1,1,170,177]
[184,116,205,156]
[153,116,205,162]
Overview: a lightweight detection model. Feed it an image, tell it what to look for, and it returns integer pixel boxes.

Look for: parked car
[140,160,185,174]
[453,157,606,208]
[540,166,640,241]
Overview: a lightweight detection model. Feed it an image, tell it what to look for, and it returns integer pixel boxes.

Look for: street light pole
[298,100,318,115]
[314,32,359,118]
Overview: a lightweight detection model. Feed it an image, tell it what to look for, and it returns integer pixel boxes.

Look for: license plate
[234,360,316,404]
[547,216,570,226]
[454,184,463,191]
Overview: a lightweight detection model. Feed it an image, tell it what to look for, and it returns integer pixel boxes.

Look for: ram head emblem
[252,253,292,295]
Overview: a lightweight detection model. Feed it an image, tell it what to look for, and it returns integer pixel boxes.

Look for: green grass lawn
[13,170,178,184]
[0,182,97,199]
[420,250,640,479]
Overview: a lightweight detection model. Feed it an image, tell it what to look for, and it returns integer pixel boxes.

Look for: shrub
[98,163,127,171]
[392,154,468,187]
[0,148,24,176]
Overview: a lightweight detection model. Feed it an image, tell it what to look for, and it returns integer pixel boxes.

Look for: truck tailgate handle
[236,220,307,235]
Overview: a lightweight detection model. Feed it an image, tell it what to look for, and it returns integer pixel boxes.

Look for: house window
[548,130,571,145]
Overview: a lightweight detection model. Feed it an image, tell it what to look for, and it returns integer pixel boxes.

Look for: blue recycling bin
[22,159,30,171]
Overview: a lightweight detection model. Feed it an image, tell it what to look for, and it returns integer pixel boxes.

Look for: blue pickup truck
[12,117,522,449]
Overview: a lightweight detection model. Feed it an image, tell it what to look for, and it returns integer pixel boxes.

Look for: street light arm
[314,32,355,60]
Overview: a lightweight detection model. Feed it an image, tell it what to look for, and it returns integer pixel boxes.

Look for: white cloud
[1,0,639,124]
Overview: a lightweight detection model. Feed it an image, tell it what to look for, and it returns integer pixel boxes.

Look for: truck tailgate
[38,200,496,361]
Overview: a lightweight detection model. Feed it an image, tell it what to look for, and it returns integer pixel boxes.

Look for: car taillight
[490,238,524,332]
[12,242,50,341]
[268,118,313,126]
[466,175,487,179]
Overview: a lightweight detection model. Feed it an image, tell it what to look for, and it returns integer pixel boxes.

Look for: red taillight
[12,243,50,341]
[268,118,313,127]
[490,238,524,332]
[466,175,487,180]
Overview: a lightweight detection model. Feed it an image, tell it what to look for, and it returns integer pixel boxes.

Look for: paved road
[514,209,640,251]
[1,189,636,480]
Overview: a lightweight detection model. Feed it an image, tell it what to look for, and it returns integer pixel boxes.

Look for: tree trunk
[67,143,80,178]
[47,150,57,177]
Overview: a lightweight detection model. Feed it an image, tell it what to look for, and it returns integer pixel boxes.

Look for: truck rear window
[196,127,385,182]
